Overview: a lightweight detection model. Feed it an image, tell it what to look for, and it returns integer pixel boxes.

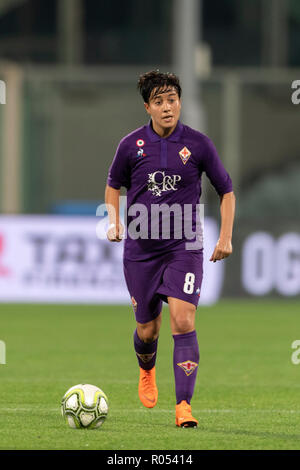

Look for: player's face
[144,87,181,136]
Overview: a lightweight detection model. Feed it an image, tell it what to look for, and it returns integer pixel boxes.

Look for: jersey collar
[146,119,184,143]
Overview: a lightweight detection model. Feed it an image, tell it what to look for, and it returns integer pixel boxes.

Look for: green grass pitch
[0,300,300,450]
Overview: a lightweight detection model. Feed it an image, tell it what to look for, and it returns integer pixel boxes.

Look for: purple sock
[133,329,158,371]
[173,330,199,404]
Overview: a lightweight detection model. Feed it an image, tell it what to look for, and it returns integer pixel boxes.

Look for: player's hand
[106,223,124,242]
[210,238,232,262]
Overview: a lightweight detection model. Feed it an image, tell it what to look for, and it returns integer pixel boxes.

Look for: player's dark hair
[137,70,182,103]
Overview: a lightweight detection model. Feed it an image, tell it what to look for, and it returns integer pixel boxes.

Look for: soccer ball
[61,383,108,429]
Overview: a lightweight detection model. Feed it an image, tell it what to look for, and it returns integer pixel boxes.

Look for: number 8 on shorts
[183,272,195,294]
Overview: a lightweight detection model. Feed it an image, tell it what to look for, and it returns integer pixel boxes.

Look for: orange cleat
[138,366,158,408]
[175,400,198,428]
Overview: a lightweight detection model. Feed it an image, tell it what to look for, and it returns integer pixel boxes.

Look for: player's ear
[178,98,182,115]
[144,102,151,115]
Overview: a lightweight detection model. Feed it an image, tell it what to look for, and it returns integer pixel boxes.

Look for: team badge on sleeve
[177,360,198,376]
[179,147,191,165]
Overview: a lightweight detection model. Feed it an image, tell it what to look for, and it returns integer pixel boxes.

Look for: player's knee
[173,310,195,334]
[137,323,160,343]
[139,330,159,343]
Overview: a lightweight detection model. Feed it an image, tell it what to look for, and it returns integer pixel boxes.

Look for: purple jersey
[107,120,232,260]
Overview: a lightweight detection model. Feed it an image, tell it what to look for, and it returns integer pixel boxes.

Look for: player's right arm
[105,135,131,242]
[105,185,124,242]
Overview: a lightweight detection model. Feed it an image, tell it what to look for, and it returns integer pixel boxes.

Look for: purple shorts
[123,250,203,324]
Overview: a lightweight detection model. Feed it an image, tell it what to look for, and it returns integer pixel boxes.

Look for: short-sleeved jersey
[107,120,232,261]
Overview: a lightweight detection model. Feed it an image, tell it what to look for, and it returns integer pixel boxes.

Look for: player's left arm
[210,191,236,263]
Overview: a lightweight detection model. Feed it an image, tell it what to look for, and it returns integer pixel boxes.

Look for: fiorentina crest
[177,360,198,376]
[179,146,191,165]
[136,352,156,363]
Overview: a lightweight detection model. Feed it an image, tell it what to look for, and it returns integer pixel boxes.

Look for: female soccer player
[105,70,235,427]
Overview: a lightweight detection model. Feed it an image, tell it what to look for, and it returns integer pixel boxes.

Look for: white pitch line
[97,408,300,414]
[1,407,300,414]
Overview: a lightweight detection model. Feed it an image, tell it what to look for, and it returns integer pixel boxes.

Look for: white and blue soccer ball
[61,383,108,429]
